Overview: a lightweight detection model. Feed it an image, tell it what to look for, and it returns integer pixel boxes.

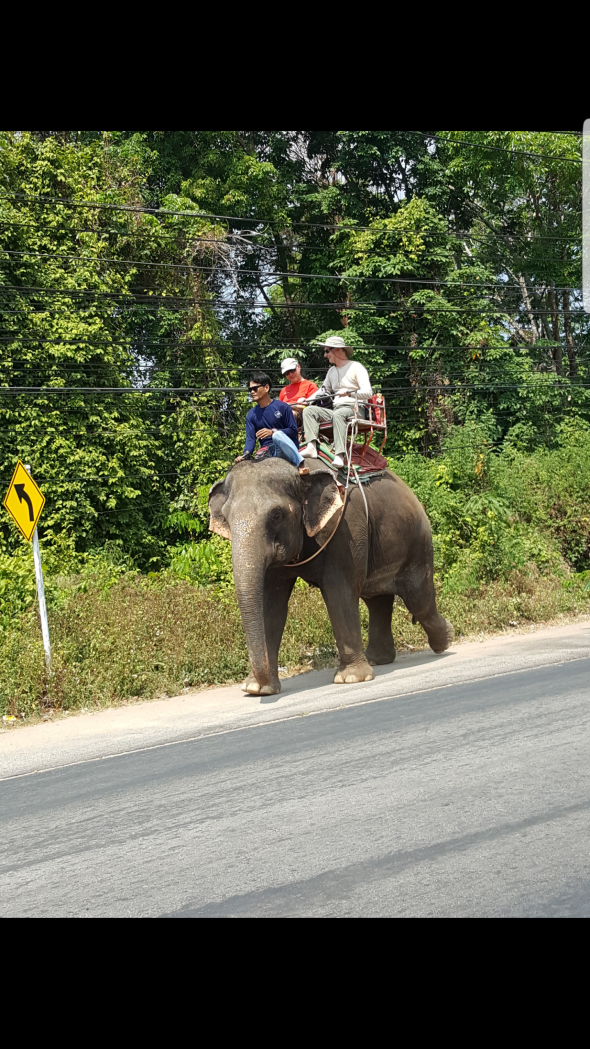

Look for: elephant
[209,457,453,696]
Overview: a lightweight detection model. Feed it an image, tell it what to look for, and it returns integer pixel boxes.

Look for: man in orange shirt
[278,358,318,414]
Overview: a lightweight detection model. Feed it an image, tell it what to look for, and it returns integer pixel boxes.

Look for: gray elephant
[209,458,453,695]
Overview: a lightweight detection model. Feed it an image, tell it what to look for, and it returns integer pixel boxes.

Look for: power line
[1,249,583,293]
[1,248,260,273]
[1,344,583,360]
[0,469,193,483]
[0,192,236,221]
[1,349,588,368]
[412,131,582,164]
[1,356,588,373]
[0,216,184,240]
[0,381,588,395]
[0,291,586,314]
[0,213,581,244]
[1,372,585,395]
[0,218,254,248]
[0,284,202,302]
[1,190,582,235]
[1,295,585,319]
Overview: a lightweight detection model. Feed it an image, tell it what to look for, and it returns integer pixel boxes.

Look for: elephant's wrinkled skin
[209,458,453,695]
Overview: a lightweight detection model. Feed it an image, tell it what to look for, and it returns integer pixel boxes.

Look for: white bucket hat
[280,357,299,374]
[314,335,354,356]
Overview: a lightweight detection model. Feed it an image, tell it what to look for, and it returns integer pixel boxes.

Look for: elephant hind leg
[423,613,454,653]
[398,574,454,654]
[363,593,396,665]
[321,581,374,684]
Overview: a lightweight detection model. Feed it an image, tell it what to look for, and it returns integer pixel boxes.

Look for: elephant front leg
[322,581,374,684]
[241,574,295,696]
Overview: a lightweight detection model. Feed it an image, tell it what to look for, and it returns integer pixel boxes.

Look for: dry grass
[1,568,588,721]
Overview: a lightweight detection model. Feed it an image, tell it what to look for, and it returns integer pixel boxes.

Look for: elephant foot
[365,645,396,666]
[429,618,455,654]
[241,674,281,695]
[334,659,374,684]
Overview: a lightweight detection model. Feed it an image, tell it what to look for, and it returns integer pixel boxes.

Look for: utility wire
[0,381,588,394]
[1,377,584,392]
[1,341,588,359]
[1,190,582,232]
[1,249,583,293]
[412,131,581,164]
[0,215,581,243]
[0,291,585,314]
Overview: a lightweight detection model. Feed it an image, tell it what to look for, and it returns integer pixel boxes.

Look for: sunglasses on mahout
[249,383,267,392]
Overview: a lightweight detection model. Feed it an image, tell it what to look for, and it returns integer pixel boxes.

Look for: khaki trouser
[302,404,357,456]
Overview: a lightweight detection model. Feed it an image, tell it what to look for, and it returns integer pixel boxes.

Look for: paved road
[1,652,589,916]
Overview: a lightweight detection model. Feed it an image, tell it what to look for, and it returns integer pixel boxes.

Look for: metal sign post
[27,467,51,673]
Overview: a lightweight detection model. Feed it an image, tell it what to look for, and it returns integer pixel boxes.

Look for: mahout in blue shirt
[244,399,299,454]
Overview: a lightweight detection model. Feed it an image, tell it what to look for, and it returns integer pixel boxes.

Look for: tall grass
[1,570,588,720]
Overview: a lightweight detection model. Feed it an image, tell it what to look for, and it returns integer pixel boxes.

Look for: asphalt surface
[1,649,589,917]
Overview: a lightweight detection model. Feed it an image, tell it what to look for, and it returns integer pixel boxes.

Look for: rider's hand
[256,427,274,439]
[234,454,244,462]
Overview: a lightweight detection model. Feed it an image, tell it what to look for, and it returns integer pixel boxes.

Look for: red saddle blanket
[349,442,387,473]
[318,440,387,475]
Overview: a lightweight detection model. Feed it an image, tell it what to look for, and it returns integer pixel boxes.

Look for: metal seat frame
[316,392,387,484]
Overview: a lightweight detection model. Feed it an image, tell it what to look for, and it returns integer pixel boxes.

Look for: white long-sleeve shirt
[314,360,373,407]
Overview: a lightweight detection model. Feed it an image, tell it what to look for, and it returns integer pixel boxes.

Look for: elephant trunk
[232,534,272,685]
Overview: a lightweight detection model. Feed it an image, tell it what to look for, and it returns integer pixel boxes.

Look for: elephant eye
[271,510,283,524]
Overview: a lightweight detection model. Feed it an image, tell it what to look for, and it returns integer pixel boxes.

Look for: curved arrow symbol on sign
[15,483,35,522]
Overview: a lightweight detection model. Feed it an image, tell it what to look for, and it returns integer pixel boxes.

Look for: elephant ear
[208,479,231,540]
[303,469,343,537]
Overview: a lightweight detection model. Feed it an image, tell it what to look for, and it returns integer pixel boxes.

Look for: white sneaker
[331,455,345,469]
[301,442,318,458]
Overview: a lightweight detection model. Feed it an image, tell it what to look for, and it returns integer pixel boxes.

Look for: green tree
[0,132,237,561]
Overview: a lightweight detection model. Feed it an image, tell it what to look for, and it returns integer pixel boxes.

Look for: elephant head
[209,459,342,686]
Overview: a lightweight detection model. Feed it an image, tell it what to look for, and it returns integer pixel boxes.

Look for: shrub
[389,422,590,587]
[167,535,234,588]
[0,549,38,624]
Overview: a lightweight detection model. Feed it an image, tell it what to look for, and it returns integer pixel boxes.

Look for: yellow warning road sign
[3,461,45,542]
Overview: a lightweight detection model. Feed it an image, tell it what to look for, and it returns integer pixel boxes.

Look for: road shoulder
[1,618,589,781]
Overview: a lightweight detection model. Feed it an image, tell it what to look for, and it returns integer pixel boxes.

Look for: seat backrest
[368,392,385,425]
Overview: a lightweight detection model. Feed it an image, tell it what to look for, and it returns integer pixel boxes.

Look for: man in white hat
[278,357,318,413]
[300,336,373,469]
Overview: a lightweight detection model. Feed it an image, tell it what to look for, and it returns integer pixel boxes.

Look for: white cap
[281,357,299,374]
